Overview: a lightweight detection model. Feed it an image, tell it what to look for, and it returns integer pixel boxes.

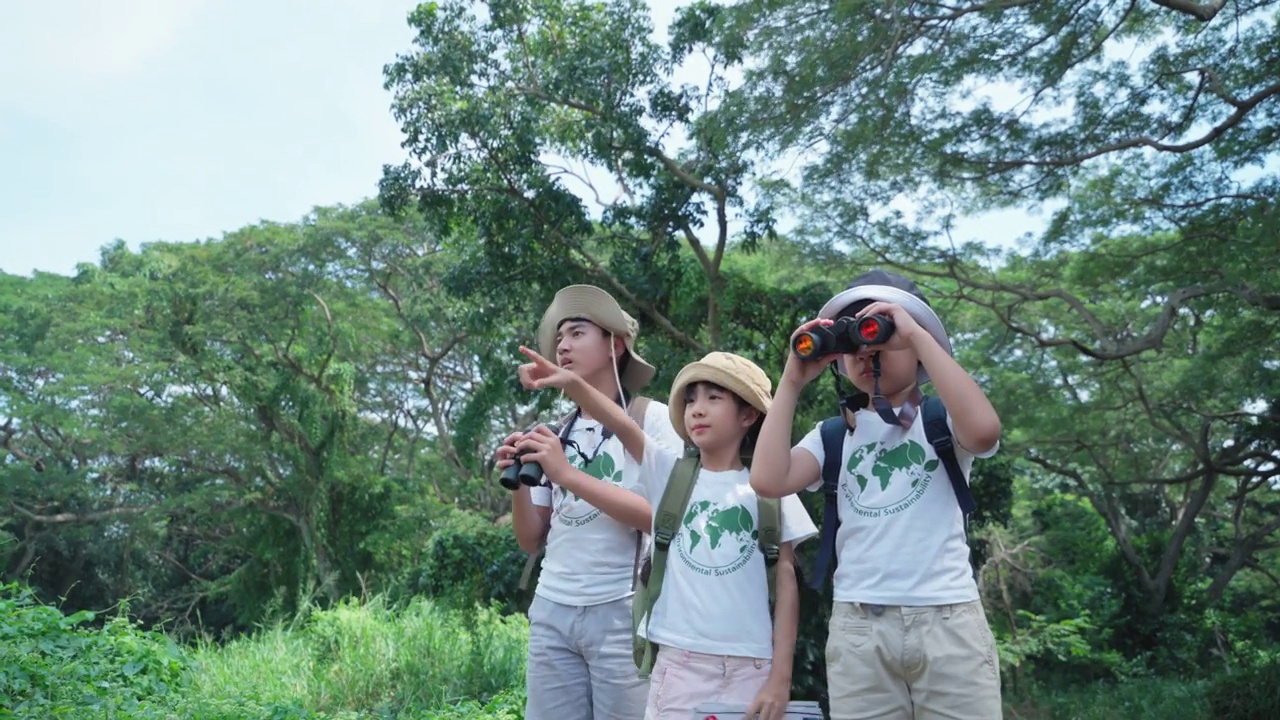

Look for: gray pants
[525,594,648,720]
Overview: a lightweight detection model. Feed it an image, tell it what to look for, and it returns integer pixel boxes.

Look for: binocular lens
[794,334,817,358]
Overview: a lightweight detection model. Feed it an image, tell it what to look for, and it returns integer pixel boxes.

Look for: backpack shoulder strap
[626,395,650,430]
[757,496,782,604]
[634,455,700,676]
[624,394,651,591]
[809,416,848,591]
[920,395,975,515]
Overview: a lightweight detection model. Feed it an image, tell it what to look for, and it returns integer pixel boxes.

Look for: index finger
[518,345,557,367]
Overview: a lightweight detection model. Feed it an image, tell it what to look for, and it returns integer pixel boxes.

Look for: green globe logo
[676,500,757,572]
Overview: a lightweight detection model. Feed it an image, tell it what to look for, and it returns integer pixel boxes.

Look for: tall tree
[380,0,791,350]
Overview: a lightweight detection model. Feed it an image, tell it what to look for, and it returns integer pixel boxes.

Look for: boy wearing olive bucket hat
[496,285,683,720]
[518,347,818,720]
[750,270,1004,720]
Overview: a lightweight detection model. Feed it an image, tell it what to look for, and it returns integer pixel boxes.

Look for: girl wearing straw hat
[518,346,817,720]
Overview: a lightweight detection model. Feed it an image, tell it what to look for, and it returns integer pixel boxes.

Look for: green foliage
[420,687,525,720]
[175,596,527,719]
[414,511,527,615]
[1206,657,1280,720]
[0,583,184,719]
[1006,677,1210,720]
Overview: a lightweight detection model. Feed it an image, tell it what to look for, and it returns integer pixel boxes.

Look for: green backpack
[631,455,781,678]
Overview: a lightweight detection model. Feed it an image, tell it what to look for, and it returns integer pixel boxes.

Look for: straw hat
[667,352,772,446]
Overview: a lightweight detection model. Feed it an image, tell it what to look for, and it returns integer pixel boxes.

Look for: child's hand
[854,301,924,351]
[745,674,789,720]
[781,318,837,388]
[494,431,524,471]
[518,346,577,391]
[514,425,571,484]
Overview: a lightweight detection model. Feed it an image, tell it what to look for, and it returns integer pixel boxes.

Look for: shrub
[0,583,184,720]
[415,511,528,613]
[1206,657,1280,720]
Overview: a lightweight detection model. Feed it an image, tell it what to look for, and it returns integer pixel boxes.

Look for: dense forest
[3,0,1278,718]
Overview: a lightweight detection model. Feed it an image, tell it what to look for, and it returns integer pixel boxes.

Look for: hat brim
[818,285,951,384]
[537,286,656,391]
[668,362,771,446]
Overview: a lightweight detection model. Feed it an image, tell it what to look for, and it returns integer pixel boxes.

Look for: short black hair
[835,298,873,319]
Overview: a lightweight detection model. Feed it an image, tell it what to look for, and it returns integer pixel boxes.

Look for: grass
[1,584,527,720]
[175,597,528,719]
[1004,677,1210,720]
[3,582,1229,719]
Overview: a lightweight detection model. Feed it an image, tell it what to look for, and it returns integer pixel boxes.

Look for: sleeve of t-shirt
[794,422,827,493]
[779,494,819,547]
[619,400,685,502]
[529,485,552,507]
[638,434,680,505]
[644,400,686,456]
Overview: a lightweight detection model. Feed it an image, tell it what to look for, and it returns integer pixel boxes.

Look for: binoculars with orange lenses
[792,314,895,359]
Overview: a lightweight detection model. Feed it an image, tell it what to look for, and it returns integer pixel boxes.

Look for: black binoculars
[792,314,895,359]
[498,422,564,491]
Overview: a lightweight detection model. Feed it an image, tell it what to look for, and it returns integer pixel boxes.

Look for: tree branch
[10,502,151,525]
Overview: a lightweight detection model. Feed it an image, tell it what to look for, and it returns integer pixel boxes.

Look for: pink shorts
[644,647,772,720]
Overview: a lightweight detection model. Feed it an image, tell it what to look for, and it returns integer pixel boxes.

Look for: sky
[0,0,1033,279]
[1,0,438,277]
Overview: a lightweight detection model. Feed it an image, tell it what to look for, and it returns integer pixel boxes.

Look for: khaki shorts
[826,600,1002,720]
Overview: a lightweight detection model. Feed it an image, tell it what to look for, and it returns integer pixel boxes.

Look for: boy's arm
[751,320,834,500]
[511,486,551,554]
[514,427,654,532]
[750,377,822,499]
[853,301,1002,456]
[747,542,800,720]
[913,334,1001,455]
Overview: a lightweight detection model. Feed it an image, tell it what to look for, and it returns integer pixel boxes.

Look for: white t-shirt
[636,441,818,659]
[531,400,683,606]
[796,406,997,606]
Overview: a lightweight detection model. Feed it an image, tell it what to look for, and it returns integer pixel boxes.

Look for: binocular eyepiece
[792,314,895,359]
[498,422,564,491]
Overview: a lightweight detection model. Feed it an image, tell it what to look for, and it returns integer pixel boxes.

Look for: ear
[739,406,761,429]
[611,335,627,359]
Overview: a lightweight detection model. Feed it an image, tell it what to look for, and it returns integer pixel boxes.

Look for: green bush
[416,511,528,614]
[1206,657,1280,720]
[0,583,184,720]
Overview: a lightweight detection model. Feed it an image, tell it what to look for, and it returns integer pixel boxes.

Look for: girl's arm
[518,346,646,461]
[747,542,799,720]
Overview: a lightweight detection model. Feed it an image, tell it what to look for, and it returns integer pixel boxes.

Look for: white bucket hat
[817,270,952,384]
